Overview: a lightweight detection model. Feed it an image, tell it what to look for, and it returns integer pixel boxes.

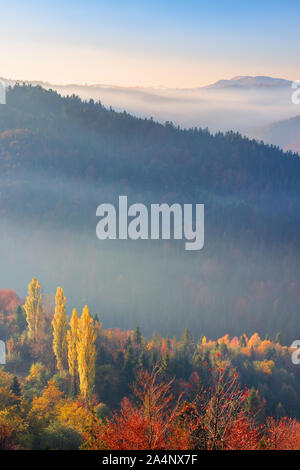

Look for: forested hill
[0,84,299,201]
[0,84,300,342]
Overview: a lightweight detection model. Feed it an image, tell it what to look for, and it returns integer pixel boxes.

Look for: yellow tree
[77,306,96,403]
[52,287,68,371]
[23,278,44,342]
[67,308,79,393]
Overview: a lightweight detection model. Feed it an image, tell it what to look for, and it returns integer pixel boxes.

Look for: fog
[0,170,297,342]
[46,83,299,136]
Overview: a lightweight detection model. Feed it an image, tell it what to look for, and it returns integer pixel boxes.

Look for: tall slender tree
[52,286,68,371]
[23,278,44,342]
[77,305,96,403]
[67,308,79,394]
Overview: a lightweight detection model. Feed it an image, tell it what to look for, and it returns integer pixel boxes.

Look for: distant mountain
[256,115,300,153]
[0,75,297,135]
[207,75,292,89]
[0,74,293,91]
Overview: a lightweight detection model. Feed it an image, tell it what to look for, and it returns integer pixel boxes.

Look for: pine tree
[137,351,146,371]
[10,376,21,397]
[133,324,142,345]
[14,305,27,334]
[123,343,134,383]
[67,308,79,394]
[246,387,259,414]
[161,351,170,374]
[166,334,171,350]
[23,278,44,342]
[52,287,68,371]
[77,306,96,403]
[182,327,194,354]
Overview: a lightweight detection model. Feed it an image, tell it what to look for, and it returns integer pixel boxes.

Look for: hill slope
[256,115,300,153]
[0,84,299,342]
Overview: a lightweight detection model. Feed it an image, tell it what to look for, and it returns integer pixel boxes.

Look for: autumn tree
[52,287,68,371]
[265,417,300,450]
[67,309,79,394]
[77,306,96,403]
[23,278,44,342]
[0,414,16,450]
[224,415,259,450]
[29,379,64,427]
[188,369,254,450]
[91,368,189,450]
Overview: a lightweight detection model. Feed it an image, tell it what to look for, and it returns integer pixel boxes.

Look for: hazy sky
[1,0,299,87]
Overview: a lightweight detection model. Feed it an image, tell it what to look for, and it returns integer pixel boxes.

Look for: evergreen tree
[134,324,142,345]
[10,376,21,397]
[137,351,146,371]
[246,387,259,414]
[123,343,134,382]
[161,351,170,374]
[14,306,27,334]
[182,327,194,354]
[166,334,171,350]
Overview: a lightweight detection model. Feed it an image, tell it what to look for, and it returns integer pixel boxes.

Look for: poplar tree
[67,308,79,394]
[23,278,44,342]
[77,306,96,403]
[52,286,68,371]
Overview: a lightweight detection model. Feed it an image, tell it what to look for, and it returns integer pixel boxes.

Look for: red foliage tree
[265,417,300,450]
[90,367,190,450]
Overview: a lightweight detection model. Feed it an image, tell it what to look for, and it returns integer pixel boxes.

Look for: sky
[1,0,299,88]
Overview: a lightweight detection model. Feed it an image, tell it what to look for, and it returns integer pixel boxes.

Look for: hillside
[0,76,296,135]
[0,85,300,342]
[256,115,300,154]
[0,280,300,450]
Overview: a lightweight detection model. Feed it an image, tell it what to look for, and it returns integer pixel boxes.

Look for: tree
[133,324,142,345]
[67,309,79,394]
[77,306,96,403]
[14,306,27,334]
[265,417,300,449]
[38,421,82,450]
[91,368,189,450]
[29,379,64,426]
[23,278,44,342]
[224,415,259,450]
[10,376,21,397]
[182,327,194,354]
[189,370,253,450]
[0,414,16,450]
[52,287,68,371]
